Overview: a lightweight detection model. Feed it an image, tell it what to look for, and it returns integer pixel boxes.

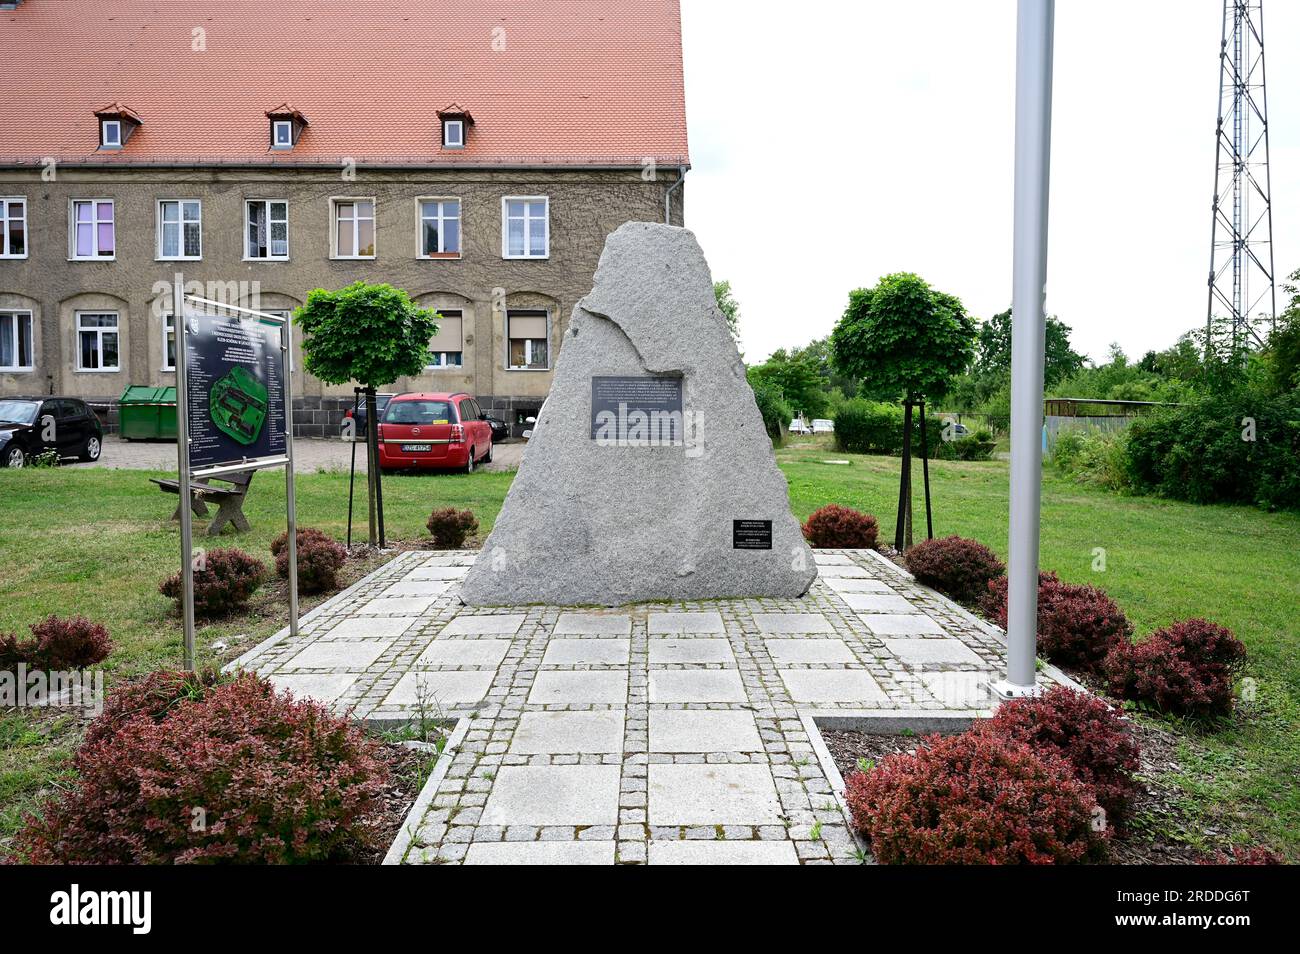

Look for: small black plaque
[590,375,684,444]
[733,519,773,550]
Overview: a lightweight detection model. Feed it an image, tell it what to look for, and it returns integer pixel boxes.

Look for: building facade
[0,0,689,436]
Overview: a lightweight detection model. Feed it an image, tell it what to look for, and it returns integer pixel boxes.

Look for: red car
[376,392,494,473]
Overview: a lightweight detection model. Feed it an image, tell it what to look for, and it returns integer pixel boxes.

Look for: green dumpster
[118,385,178,440]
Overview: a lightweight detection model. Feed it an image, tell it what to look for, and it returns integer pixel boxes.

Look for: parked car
[376,392,493,473]
[789,418,812,435]
[482,413,510,443]
[0,396,103,467]
[340,392,396,439]
[946,421,971,438]
[812,418,835,434]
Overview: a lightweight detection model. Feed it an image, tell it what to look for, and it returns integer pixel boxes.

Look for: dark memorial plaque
[590,375,684,444]
[733,519,773,550]
[183,312,287,471]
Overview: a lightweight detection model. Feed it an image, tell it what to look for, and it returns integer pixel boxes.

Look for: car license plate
[401,443,432,452]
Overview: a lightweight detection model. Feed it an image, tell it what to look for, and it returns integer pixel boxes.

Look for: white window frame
[443,120,464,149]
[505,310,551,371]
[272,120,293,149]
[161,311,176,371]
[330,197,376,260]
[75,311,120,372]
[68,198,115,261]
[100,120,122,149]
[244,198,290,261]
[417,197,461,258]
[426,350,464,369]
[0,310,34,372]
[501,196,549,260]
[0,197,28,259]
[156,199,202,261]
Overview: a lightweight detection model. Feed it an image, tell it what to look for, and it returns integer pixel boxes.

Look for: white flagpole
[994,0,1055,699]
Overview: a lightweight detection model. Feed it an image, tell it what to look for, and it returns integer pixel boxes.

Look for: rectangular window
[272,121,293,149]
[419,199,461,257]
[426,310,464,368]
[0,198,27,258]
[246,200,289,259]
[502,196,549,259]
[162,312,176,371]
[76,312,119,371]
[0,311,34,371]
[443,120,464,149]
[507,310,549,369]
[71,200,114,259]
[157,199,202,260]
[332,198,375,258]
[101,120,121,148]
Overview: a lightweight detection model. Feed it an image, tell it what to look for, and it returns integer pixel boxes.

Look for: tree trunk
[895,399,913,552]
[364,386,379,547]
[919,397,934,540]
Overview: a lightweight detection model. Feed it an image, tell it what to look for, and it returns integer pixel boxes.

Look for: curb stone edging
[382,716,471,866]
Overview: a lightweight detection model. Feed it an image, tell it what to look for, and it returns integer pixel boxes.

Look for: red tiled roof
[0,0,689,168]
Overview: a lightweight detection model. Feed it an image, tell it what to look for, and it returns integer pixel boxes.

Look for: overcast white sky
[679,0,1300,364]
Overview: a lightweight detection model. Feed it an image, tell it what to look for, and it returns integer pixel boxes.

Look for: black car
[0,396,104,467]
[340,392,395,440]
[482,413,510,443]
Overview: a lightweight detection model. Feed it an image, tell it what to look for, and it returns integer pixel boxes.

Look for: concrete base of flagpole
[986,678,1044,701]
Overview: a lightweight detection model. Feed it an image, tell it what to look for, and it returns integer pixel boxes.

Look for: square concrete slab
[384,670,496,708]
[416,639,511,669]
[553,612,633,636]
[813,553,854,565]
[323,616,417,640]
[858,613,946,636]
[779,668,887,703]
[815,564,872,579]
[541,638,631,666]
[824,576,896,594]
[528,670,628,705]
[464,841,617,865]
[647,638,735,665]
[406,565,470,581]
[269,673,357,705]
[358,596,439,616]
[283,639,392,670]
[649,710,763,753]
[441,614,527,636]
[840,593,919,614]
[648,764,784,826]
[510,711,626,754]
[648,669,747,703]
[920,670,997,708]
[763,638,857,665]
[648,840,799,865]
[647,611,725,634]
[380,580,451,599]
[753,612,835,634]
[480,765,621,826]
[884,637,985,666]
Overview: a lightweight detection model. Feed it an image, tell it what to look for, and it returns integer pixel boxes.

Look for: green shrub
[747,375,792,443]
[832,400,942,456]
[1050,428,1131,491]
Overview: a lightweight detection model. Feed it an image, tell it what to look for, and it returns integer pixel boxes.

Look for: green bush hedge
[833,400,943,456]
[1122,392,1300,510]
[748,376,791,443]
[1050,428,1131,491]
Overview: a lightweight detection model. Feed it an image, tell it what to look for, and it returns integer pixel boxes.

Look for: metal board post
[172,274,197,671]
[282,313,300,640]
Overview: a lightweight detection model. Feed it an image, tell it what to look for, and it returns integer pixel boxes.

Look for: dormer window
[265,103,308,151]
[94,103,142,150]
[437,104,473,152]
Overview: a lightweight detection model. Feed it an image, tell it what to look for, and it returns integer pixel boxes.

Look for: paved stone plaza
[230,547,1067,865]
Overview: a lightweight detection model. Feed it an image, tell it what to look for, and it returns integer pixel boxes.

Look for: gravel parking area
[80,436,524,473]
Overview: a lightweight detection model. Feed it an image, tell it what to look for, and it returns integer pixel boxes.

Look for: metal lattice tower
[1207,0,1276,350]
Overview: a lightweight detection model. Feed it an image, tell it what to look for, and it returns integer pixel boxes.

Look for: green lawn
[2,446,1297,858]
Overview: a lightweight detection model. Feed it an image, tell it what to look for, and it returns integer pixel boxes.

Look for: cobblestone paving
[231,548,1064,865]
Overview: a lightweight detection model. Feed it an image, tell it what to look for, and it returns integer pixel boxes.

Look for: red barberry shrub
[84,668,227,748]
[426,507,479,549]
[159,547,266,618]
[273,530,347,594]
[983,686,1140,826]
[14,672,390,864]
[1103,618,1247,719]
[980,571,1132,673]
[0,616,112,671]
[905,535,1005,604]
[1201,845,1283,865]
[801,504,879,549]
[844,731,1106,864]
